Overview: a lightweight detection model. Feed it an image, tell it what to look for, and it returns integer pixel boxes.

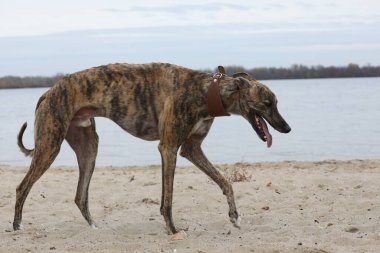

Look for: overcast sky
[0,0,379,76]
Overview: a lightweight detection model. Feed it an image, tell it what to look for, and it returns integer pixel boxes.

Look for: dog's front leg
[157,99,183,234]
[180,136,241,229]
[158,142,179,234]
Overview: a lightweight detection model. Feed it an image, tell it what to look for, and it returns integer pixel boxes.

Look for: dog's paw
[13,223,24,231]
[230,215,242,229]
[170,230,187,241]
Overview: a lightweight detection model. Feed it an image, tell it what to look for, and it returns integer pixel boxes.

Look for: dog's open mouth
[248,111,273,148]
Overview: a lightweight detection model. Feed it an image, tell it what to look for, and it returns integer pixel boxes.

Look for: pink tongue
[259,117,273,148]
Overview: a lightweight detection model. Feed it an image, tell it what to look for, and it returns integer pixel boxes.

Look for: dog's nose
[283,125,291,133]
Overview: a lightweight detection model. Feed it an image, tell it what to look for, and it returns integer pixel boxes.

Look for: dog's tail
[17,122,34,157]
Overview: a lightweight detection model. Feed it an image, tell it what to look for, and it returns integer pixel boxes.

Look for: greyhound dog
[14,63,291,234]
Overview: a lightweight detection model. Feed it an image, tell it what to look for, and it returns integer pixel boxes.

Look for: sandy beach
[1,160,379,253]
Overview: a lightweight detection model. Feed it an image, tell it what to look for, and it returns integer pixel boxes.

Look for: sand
[1,160,379,253]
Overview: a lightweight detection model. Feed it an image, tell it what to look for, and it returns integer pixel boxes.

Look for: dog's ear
[232,72,253,81]
[235,77,251,89]
[225,77,251,94]
[218,66,226,75]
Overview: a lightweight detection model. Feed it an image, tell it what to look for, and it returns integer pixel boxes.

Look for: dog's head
[229,72,291,148]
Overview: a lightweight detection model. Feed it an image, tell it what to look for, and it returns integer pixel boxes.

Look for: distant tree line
[219,63,380,80]
[1,63,380,89]
[0,74,65,89]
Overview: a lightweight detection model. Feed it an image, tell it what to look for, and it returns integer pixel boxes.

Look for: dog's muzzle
[248,111,273,148]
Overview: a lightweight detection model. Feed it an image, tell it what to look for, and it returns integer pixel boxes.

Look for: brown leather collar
[207,72,231,117]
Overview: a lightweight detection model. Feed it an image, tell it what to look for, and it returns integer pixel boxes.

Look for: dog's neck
[214,77,245,116]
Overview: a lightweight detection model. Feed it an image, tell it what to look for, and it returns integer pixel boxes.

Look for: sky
[0,0,379,76]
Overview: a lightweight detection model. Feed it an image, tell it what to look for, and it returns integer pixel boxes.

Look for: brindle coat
[14,63,291,234]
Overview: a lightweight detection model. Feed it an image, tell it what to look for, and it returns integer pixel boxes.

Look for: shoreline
[3,158,380,169]
[1,159,380,253]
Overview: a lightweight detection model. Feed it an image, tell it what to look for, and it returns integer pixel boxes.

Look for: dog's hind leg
[180,119,241,228]
[65,118,98,228]
[13,128,64,230]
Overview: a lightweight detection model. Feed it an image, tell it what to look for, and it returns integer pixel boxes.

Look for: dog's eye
[263,100,271,106]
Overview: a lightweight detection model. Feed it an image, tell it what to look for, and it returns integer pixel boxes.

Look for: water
[1,77,379,166]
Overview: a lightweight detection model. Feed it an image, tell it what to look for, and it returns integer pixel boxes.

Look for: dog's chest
[116,116,159,141]
[188,118,212,137]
